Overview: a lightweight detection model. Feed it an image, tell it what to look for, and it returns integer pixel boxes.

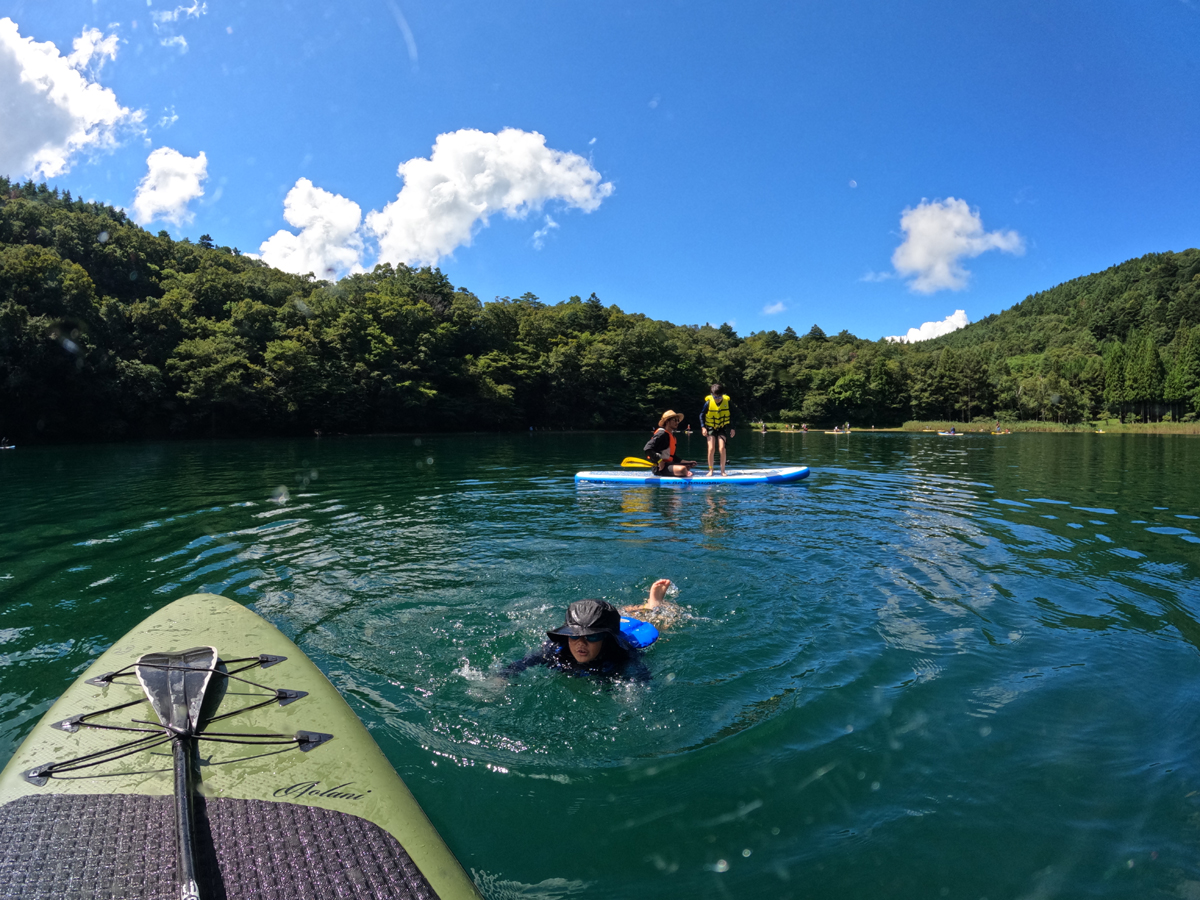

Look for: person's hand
[730,428,736,437]
[701,427,708,437]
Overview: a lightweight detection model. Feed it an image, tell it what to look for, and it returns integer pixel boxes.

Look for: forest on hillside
[2,177,1200,442]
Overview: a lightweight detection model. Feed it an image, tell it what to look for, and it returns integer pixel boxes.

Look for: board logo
[274,781,372,800]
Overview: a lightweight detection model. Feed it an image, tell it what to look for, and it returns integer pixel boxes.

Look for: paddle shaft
[172,734,202,900]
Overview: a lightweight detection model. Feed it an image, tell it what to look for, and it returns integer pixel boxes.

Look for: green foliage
[1,176,1197,441]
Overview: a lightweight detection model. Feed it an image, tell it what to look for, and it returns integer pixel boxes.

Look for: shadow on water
[2,432,1200,898]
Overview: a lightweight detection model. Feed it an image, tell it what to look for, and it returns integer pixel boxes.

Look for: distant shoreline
[749,420,1200,435]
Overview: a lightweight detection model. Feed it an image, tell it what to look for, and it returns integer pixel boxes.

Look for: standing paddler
[699,383,736,476]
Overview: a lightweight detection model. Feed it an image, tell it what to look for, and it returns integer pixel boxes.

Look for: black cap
[547,599,621,641]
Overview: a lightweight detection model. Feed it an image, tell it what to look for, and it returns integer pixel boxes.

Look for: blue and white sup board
[575,466,810,486]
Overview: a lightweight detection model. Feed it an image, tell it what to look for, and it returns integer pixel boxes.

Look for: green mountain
[2,176,1198,442]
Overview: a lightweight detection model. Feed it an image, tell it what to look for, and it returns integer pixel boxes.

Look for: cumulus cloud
[0,18,143,179]
[891,197,1024,293]
[885,309,970,343]
[67,27,119,74]
[258,178,365,279]
[365,128,614,268]
[763,301,786,315]
[131,146,207,225]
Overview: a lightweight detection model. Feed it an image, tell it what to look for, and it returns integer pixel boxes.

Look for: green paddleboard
[0,592,482,900]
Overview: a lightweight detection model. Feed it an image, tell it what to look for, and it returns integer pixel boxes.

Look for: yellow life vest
[703,394,731,429]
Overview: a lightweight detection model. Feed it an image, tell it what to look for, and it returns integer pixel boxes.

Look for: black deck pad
[0,794,439,899]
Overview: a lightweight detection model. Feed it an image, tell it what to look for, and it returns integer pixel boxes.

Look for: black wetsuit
[503,637,650,681]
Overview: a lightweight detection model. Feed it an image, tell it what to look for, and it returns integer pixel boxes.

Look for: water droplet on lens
[97,231,109,243]
[713,860,729,873]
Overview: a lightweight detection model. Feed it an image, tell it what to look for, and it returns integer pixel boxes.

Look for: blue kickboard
[620,616,659,648]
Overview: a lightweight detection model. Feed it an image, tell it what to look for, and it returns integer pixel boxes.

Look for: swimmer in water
[504,579,676,680]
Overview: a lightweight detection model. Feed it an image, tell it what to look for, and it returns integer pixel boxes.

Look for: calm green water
[2,432,1200,899]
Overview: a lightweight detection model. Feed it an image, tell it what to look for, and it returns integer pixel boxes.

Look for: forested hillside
[2,177,1199,441]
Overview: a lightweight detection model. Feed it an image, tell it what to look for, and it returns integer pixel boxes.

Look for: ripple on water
[4,434,1200,898]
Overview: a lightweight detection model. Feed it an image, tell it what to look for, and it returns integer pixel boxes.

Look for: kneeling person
[645,410,695,478]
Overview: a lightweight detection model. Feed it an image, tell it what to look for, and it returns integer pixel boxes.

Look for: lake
[2,431,1199,899]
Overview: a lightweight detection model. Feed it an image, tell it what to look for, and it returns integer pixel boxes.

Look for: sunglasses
[568,633,605,643]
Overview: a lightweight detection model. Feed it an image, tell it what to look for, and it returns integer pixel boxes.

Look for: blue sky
[3,1,1198,341]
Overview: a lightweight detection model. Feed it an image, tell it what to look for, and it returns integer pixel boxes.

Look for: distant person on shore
[503,580,677,681]
[700,383,735,476]
[644,411,695,478]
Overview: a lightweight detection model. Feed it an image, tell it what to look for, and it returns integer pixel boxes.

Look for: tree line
[2,177,1199,442]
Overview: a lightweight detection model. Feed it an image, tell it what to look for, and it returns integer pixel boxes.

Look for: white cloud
[763,301,786,315]
[151,2,208,24]
[131,146,207,225]
[885,309,970,343]
[152,2,205,53]
[0,18,143,179]
[891,197,1024,293]
[531,215,558,250]
[385,1,418,71]
[365,128,614,267]
[259,178,364,279]
[67,27,119,74]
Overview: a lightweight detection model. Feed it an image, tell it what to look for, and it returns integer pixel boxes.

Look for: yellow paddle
[621,457,655,468]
